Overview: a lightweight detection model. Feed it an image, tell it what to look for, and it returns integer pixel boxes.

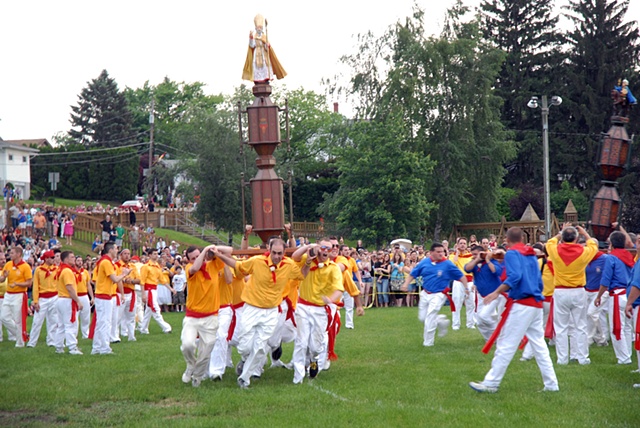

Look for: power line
[155,142,199,157]
[32,150,144,166]
[34,140,149,156]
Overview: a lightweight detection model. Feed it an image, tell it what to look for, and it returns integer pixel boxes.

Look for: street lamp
[528,95,562,239]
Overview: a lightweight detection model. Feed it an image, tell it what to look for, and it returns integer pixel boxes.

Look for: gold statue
[242,14,287,83]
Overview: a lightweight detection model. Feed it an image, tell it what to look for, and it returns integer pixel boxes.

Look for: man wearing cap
[54,251,83,355]
[116,249,141,341]
[0,246,33,347]
[75,255,93,339]
[27,250,59,347]
[91,242,130,355]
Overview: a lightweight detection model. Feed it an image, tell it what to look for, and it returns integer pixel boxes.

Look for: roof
[519,203,540,221]
[3,138,51,148]
[0,141,40,153]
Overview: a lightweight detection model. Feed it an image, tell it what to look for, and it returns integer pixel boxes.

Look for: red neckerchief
[43,264,54,278]
[264,257,285,283]
[54,263,74,281]
[509,243,536,256]
[114,260,123,268]
[556,243,584,266]
[430,257,447,264]
[546,260,555,275]
[592,251,605,262]
[456,251,473,259]
[309,258,326,271]
[73,267,84,283]
[610,248,635,268]
[13,260,26,268]
[200,262,211,280]
[96,255,112,270]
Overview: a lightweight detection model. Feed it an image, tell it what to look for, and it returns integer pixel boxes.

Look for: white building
[0,138,45,200]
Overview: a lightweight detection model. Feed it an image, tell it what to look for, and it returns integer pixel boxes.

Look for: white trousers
[119,292,137,341]
[236,304,278,385]
[27,295,59,347]
[140,289,172,333]
[452,280,475,329]
[553,287,589,364]
[608,292,632,364]
[343,292,354,329]
[482,303,558,389]
[77,295,91,339]
[267,300,297,349]
[1,292,26,347]
[209,306,233,377]
[92,297,113,354]
[181,314,218,382]
[293,303,329,384]
[476,294,508,341]
[318,303,339,371]
[586,291,609,345]
[110,296,121,341]
[54,298,79,351]
[418,290,447,346]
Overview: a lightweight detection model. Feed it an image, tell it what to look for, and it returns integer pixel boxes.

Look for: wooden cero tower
[241,83,287,245]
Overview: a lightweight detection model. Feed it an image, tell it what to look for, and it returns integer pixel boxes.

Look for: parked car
[119,200,143,212]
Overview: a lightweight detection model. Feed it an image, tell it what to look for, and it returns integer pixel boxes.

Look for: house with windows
[0,137,47,200]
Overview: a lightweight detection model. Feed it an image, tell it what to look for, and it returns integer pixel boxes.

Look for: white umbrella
[390,239,412,251]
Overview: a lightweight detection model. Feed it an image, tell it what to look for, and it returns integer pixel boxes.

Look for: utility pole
[148,98,155,195]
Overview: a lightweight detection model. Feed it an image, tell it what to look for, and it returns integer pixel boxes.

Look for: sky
[0,0,638,142]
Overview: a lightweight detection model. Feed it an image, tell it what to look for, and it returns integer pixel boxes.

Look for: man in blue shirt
[595,231,634,365]
[401,242,466,347]
[470,227,558,393]
[465,245,505,341]
[585,251,609,346]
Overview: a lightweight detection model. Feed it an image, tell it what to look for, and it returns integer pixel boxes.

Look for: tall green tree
[68,70,134,148]
[479,0,561,188]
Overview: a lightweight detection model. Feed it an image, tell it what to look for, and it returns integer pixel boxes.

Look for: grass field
[1,307,637,427]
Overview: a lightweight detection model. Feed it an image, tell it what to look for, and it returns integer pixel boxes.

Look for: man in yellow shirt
[116,249,141,341]
[0,251,13,342]
[207,256,236,381]
[27,250,59,348]
[54,251,83,355]
[0,246,33,347]
[92,242,130,355]
[181,244,233,387]
[449,237,475,330]
[139,248,174,334]
[75,255,93,339]
[546,223,598,365]
[214,239,304,389]
[290,239,344,384]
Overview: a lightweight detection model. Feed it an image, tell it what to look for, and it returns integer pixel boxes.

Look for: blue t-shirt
[585,254,607,292]
[410,258,462,293]
[465,259,503,297]
[503,248,543,301]
[627,260,640,308]
[601,255,631,291]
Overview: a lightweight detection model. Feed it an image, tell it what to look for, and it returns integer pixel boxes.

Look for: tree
[68,70,134,147]
[320,113,435,246]
[479,0,562,188]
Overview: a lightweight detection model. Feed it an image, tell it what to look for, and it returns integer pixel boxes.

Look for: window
[8,154,13,161]
[23,156,27,163]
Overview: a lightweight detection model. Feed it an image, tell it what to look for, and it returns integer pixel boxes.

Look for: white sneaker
[192,377,201,388]
[541,386,559,392]
[633,384,640,389]
[182,369,193,384]
[69,348,83,355]
[55,348,65,354]
[210,374,223,381]
[437,315,450,338]
[469,381,498,393]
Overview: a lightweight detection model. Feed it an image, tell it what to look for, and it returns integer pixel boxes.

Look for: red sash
[124,288,136,312]
[328,310,341,361]
[284,296,297,327]
[544,296,555,339]
[39,291,57,299]
[88,311,97,339]
[20,291,28,342]
[635,307,640,351]
[70,300,78,323]
[482,297,543,354]
[144,284,157,313]
[610,288,626,341]
[226,302,245,341]
[185,308,218,318]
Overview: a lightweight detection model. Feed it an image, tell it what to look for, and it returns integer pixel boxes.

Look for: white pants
[1,292,26,347]
[236,304,278,385]
[27,295,59,347]
[267,300,297,350]
[110,296,121,341]
[135,289,145,326]
[452,280,475,329]
[140,289,172,333]
[608,292,633,364]
[293,303,329,384]
[54,298,79,351]
[343,292,354,329]
[418,290,448,346]
[77,294,91,339]
[92,297,113,354]
[482,303,558,389]
[586,291,609,345]
[476,294,508,341]
[120,291,137,341]
[209,306,233,377]
[319,303,339,371]
[553,287,589,364]
[181,314,218,382]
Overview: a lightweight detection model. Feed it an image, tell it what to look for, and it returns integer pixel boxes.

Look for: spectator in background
[91,235,103,254]
[63,215,74,246]
[100,215,113,243]
[129,208,136,226]
[115,223,125,248]
[172,265,186,313]
[157,237,167,251]
[9,204,20,230]
[129,226,140,255]
[45,207,57,237]
[374,252,390,308]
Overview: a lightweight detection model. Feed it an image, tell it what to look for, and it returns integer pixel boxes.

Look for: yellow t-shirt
[185,258,224,315]
[237,255,303,308]
[33,264,57,303]
[219,267,233,306]
[539,259,555,297]
[546,237,598,287]
[3,260,33,293]
[117,261,140,291]
[448,252,474,277]
[298,255,344,306]
[56,267,77,298]
[76,269,90,295]
[0,277,7,297]
[232,273,246,306]
[140,261,163,286]
[95,257,116,296]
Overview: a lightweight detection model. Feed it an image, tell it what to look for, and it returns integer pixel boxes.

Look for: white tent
[390,239,412,251]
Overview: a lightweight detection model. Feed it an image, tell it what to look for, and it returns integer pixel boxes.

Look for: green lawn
[0,308,637,427]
